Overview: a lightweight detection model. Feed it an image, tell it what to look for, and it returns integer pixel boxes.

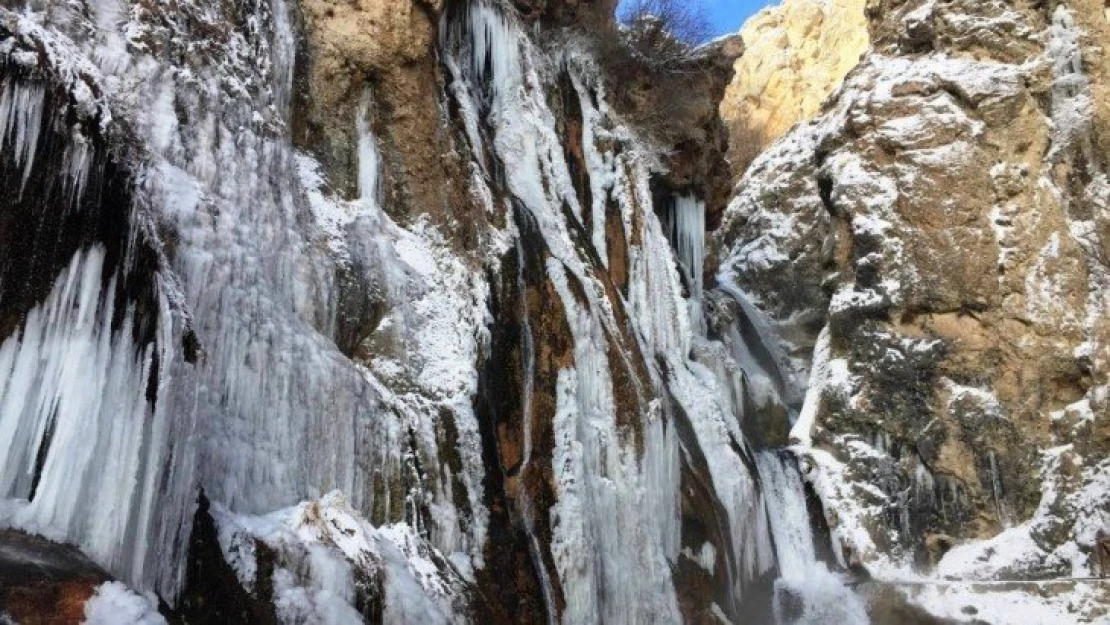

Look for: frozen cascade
[134,0,485,573]
[444,1,798,618]
[668,195,706,301]
[755,451,816,579]
[0,246,196,598]
[149,0,396,521]
[647,78,864,625]
[757,450,867,625]
[710,276,867,622]
[446,2,687,620]
[2,0,490,601]
[668,195,707,336]
[1,0,875,619]
[716,279,804,413]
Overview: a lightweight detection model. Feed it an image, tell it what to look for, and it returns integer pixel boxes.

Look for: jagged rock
[716,3,1110,620]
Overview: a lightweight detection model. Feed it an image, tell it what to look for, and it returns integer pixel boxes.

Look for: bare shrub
[617,0,713,70]
[573,0,719,146]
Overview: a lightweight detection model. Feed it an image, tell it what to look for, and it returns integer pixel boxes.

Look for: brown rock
[716,0,1110,573]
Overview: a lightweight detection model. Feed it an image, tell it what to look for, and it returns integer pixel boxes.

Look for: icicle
[0,247,194,599]
[517,239,537,467]
[0,79,46,193]
[463,1,523,108]
[62,127,93,207]
[988,450,1005,525]
[668,194,706,302]
[668,194,707,338]
[357,91,381,208]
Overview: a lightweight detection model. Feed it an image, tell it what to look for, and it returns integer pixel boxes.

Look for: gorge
[0,0,1107,623]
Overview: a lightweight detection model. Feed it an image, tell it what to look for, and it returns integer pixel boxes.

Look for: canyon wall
[720,0,870,175]
[716,0,1109,620]
[0,0,1107,622]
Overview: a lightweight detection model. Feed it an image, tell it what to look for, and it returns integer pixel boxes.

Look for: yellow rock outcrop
[721,0,869,173]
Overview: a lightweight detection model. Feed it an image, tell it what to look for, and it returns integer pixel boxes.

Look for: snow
[790,326,855,447]
[938,448,1110,582]
[682,542,718,574]
[1025,232,1084,329]
[902,580,1106,625]
[213,491,469,624]
[83,582,166,625]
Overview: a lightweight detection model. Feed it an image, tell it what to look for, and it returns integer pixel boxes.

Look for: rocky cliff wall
[716,0,1109,620]
[720,0,870,176]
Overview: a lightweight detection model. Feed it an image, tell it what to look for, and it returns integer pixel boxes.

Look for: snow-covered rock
[716,0,1110,620]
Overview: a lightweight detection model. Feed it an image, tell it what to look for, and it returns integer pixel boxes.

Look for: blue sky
[704,0,777,37]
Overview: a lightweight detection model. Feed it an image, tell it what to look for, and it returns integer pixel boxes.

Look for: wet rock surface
[0,531,110,624]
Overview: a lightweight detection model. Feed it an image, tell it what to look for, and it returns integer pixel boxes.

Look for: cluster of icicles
[0,0,868,622]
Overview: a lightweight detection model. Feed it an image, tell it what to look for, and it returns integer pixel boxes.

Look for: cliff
[0,0,1107,623]
[716,0,1110,621]
[720,0,870,175]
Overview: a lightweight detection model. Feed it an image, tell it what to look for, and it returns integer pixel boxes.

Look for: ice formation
[445,4,687,619]
[1,0,489,604]
[7,0,1068,622]
[0,246,193,597]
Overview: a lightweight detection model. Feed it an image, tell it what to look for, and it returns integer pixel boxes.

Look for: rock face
[716,0,1110,620]
[0,531,111,624]
[2,0,1109,622]
[720,0,870,175]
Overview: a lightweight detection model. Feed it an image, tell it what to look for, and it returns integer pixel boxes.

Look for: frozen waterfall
[668,195,708,337]
[1,0,873,620]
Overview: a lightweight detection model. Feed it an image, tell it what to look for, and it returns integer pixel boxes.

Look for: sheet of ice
[0,247,196,600]
[1,0,492,603]
[443,3,692,620]
[756,452,816,579]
